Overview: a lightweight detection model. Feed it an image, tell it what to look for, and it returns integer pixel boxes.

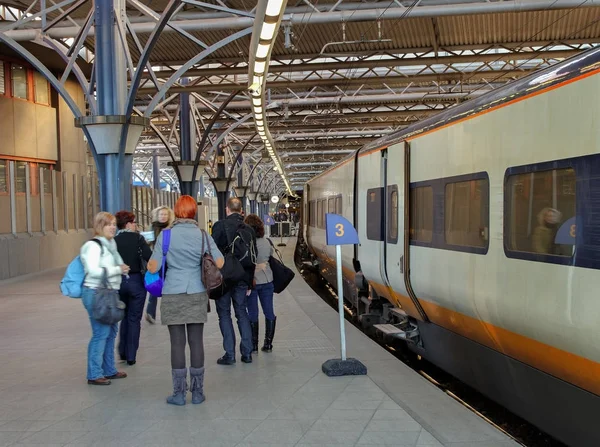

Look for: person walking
[147,196,224,405]
[244,214,277,353]
[145,206,175,324]
[114,211,152,365]
[211,197,256,365]
[80,212,130,385]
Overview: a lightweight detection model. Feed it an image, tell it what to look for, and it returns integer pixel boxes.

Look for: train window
[310,201,316,227]
[506,168,576,257]
[335,196,342,215]
[410,186,433,243]
[328,197,335,214]
[445,178,489,248]
[366,187,384,241]
[387,185,399,244]
[317,200,324,229]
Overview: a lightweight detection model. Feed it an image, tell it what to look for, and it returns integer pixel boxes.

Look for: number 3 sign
[326,213,359,246]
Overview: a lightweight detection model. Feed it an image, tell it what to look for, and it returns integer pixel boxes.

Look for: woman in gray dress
[148,195,224,406]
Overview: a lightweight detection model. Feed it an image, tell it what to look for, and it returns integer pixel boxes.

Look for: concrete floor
[0,240,518,447]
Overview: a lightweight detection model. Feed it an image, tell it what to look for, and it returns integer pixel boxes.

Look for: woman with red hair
[148,195,224,405]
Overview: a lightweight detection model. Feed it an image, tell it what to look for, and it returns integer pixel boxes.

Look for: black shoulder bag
[92,268,126,325]
[266,238,295,293]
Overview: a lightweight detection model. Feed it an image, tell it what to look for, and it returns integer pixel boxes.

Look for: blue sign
[263,214,275,225]
[326,213,359,246]
[555,216,576,245]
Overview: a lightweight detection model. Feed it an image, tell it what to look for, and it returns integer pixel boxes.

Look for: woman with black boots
[114,211,152,366]
[244,214,277,353]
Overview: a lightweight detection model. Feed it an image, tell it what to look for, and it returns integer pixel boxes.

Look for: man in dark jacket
[211,197,256,365]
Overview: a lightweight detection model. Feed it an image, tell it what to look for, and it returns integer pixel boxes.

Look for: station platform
[0,239,518,447]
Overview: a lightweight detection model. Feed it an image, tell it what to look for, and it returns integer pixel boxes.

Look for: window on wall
[0,61,5,95]
[11,64,27,99]
[506,168,576,256]
[15,161,27,193]
[0,160,7,193]
[34,72,49,105]
[388,185,399,243]
[445,178,489,248]
[410,186,433,243]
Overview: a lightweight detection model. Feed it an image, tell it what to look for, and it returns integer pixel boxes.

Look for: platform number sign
[326,213,359,246]
[324,213,360,366]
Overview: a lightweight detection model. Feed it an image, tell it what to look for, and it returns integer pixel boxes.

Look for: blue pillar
[152,155,161,190]
[216,143,228,221]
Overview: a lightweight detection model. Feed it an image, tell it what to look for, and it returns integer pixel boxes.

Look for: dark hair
[174,195,197,219]
[115,210,135,229]
[244,214,264,238]
[227,197,242,213]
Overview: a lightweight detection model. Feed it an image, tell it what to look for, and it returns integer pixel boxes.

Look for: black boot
[262,317,276,352]
[250,321,259,353]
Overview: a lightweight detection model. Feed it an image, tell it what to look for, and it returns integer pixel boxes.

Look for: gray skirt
[160,292,209,325]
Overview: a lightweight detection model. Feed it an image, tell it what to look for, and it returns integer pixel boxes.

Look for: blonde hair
[152,206,175,226]
[93,212,116,236]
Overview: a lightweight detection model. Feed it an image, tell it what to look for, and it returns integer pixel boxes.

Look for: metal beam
[150,49,581,78]
[6,1,600,40]
[137,70,533,94]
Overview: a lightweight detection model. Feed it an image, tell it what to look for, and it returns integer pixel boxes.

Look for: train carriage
[303,47,600,446]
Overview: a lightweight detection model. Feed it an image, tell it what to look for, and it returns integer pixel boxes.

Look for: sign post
[322,213,367,377]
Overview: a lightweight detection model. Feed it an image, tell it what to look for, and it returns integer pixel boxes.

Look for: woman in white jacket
[80,212,130,385]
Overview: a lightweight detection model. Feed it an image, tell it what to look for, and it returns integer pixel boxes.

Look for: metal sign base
[322,358,367,377]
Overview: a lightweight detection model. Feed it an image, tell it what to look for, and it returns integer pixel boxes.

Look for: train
[302,46,600,446]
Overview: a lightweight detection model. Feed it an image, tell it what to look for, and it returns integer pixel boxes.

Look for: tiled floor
[0,240,519,447]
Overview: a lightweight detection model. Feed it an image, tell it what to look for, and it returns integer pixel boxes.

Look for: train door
[356,149,388,293]
[384,142,429,321]
[384,143,407,298]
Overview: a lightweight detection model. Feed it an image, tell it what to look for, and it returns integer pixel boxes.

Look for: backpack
[60,239,102,298]
[144,229,171,296]
[228,222,256,270]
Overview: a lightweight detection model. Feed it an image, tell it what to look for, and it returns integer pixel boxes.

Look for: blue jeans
[216,284,253,358]
[118,273,147,362]
[247,282,276,322]
[82,287,119,380]
[146,294,158,319]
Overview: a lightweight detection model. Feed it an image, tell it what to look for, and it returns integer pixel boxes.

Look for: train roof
[305,45,600,185]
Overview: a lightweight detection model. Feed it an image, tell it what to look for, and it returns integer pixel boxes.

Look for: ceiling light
[256,43,270,59]
[253,106,262,114]
[260,22,277,41]
[253,75,263,86]
[252,97,262,107]
[254,61,266,75]
[265,0,285,17]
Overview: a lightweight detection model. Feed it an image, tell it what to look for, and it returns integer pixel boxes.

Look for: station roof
[1,0,600,193]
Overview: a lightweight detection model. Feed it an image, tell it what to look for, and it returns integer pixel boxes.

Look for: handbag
[200,229,224,300]
[144,229,171,296]
[92,268,126,325]
[138,235,148,275]
[266,238,295,293]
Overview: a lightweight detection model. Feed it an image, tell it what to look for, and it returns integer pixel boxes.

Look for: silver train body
[303,47,600,445]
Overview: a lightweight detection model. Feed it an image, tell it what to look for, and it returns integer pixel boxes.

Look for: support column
[75,0,148,212]
[233,186,247,214]
[152,154,161,190]
[248,190,258,215]
[211,143,229,221]
[178,79,199,198]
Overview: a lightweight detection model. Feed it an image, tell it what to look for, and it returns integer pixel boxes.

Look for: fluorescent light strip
[249,3,293,196]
